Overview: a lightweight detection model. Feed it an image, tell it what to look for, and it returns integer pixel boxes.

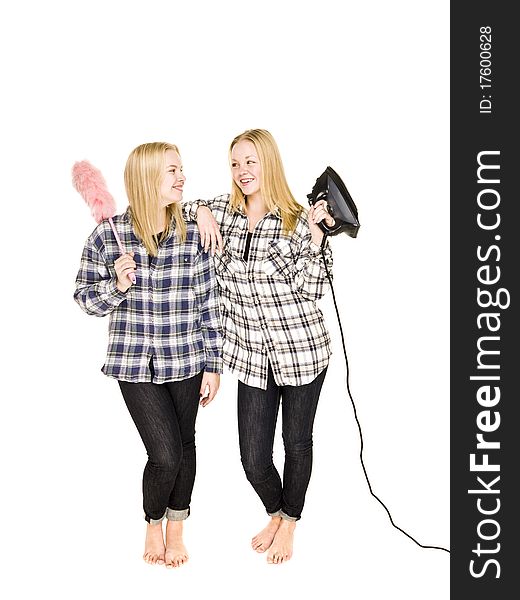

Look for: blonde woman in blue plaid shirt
[185,129,334,564]
[74,142,222,568]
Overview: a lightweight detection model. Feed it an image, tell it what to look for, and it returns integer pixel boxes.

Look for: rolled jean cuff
[166,507,190,521]
[145,510,166,525]
[267,509,298,522]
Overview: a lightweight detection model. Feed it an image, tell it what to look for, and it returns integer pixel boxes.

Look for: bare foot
[165,520,189,568]
[251,516,282,553]
[143,522,165,565]
[267,519,296,564]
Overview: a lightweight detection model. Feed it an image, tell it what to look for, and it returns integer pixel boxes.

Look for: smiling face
[230,140,262,198]
[160,149,185,206]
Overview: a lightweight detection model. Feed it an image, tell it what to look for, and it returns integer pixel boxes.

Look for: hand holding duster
[72,160,136,285]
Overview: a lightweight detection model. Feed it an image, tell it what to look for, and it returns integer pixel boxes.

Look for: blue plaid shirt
[74,210,223,383]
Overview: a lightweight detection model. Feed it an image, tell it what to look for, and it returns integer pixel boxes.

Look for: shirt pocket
[261,239,294,282]
[214,248,246,295]
[170,249,198,287]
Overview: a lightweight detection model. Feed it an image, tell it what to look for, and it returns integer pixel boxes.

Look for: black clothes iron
[307,166,360,238]
[306,170,448,553]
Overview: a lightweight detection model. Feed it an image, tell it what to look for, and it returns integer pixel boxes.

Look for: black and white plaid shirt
[74,210,223,383]
[185,195,332,390]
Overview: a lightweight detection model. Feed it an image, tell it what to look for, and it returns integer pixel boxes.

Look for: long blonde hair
[229,129,303,234]
[124,142,187,255]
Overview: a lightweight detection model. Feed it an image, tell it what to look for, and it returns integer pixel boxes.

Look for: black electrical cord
[320,236,450,554]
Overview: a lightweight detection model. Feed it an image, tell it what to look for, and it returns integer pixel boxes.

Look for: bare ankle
[166,520,184,538]
[279,519,296,530]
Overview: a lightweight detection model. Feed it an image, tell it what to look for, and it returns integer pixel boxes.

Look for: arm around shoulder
[182,195,230,227]
[182,195,230,254]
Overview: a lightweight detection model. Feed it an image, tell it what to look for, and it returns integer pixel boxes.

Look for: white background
[1,1,449,598]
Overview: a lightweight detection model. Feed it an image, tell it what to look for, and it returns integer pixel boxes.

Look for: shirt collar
[234,201,281,219]
[123,207,176,242]
[122,207,133,223]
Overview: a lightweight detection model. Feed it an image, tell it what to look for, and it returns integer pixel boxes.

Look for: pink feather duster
[72,160,117,224]
[72,160,136,284]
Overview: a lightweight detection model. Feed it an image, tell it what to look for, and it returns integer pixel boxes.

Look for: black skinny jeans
[118,370,203,523]
[237,365,327,521]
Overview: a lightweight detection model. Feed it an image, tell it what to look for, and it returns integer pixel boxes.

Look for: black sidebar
[451,2,519,598]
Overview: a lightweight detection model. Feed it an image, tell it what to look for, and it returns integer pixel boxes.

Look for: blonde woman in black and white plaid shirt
[184,129,335,564]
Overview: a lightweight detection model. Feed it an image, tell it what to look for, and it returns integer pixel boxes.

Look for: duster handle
[108,217,136,284]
